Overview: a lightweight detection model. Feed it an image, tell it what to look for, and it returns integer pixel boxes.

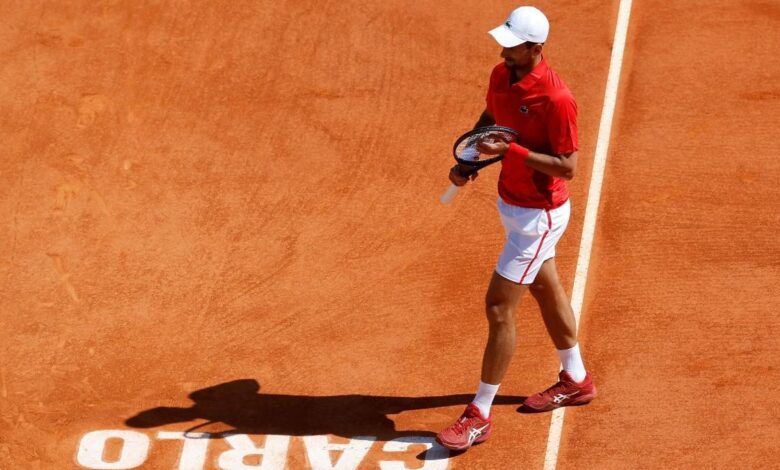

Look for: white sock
[472,381,500,418]
[558,343,587,383]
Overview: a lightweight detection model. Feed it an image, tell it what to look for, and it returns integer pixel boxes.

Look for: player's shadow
[126,379,525,443]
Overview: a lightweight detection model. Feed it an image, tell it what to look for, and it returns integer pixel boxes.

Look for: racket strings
[454,130,517,162]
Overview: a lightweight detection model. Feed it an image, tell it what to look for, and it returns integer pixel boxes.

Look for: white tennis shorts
[495,197,571,285]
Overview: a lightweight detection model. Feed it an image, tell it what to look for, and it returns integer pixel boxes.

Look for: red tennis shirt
[485,58,578,209]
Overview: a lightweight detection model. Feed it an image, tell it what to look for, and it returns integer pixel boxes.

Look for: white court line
[542,1,634,469]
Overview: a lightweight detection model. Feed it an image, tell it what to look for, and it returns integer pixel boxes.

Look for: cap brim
[488,25,526,48]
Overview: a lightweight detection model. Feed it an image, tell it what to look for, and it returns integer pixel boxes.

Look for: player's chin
[504,60,515,70]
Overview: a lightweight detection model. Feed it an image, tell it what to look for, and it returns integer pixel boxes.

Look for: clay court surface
[2,0,779,468]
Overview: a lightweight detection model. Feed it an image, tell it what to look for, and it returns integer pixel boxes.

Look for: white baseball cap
[488,6,549,48]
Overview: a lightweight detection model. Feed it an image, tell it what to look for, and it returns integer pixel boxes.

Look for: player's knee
[484,302,513,328]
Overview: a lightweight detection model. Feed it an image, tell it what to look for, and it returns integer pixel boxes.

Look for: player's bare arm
[474,109,496,129]
[477,139,578,180]
[524,149,577,180]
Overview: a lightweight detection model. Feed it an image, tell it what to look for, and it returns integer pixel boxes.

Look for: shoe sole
[523,391,597,412]
[436,429,491,451]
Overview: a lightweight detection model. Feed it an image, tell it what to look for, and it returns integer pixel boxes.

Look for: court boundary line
[542,1,634,469]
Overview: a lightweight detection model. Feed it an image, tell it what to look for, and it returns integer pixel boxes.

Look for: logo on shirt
[519,105,529,114]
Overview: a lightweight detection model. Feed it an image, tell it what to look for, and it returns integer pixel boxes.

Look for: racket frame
[452,125,520,171]
[440,125,519,204]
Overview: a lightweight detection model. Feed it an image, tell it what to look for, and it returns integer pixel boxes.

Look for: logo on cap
[505,21,512,28]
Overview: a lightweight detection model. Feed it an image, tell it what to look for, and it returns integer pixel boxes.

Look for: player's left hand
[477,133,511,155]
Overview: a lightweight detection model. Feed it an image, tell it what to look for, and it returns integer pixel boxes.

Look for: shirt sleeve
[546,92,579,155]
[485,65,500,117]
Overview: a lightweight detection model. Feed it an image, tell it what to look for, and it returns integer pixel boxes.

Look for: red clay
[559,1,780,468]
[2,0,776,469]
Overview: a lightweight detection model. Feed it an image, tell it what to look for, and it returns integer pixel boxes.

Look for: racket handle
[440,183,460,204]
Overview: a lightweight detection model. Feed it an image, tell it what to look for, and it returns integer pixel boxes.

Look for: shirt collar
[514,57,549,92]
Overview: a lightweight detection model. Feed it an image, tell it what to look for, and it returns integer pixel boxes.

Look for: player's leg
[471,271,527,422]
[523,258,597,411]
[436,271,525,451]
[481,271,527,384]
[529,258,577,350]
[437,199,538,451]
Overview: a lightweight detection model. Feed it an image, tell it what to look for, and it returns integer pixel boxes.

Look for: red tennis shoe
[523,370,597,412]
[436,403,492,451]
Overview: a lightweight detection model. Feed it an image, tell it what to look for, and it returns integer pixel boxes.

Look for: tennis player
[437,6,597,451]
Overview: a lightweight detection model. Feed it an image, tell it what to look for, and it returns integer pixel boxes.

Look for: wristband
[508,143,530,161]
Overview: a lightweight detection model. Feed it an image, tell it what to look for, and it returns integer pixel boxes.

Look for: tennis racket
[440,125,520,204]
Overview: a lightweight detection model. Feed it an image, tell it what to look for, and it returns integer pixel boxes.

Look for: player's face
[501,43,541,71]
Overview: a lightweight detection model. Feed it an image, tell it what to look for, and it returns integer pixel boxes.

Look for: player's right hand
[449,164,478,186]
